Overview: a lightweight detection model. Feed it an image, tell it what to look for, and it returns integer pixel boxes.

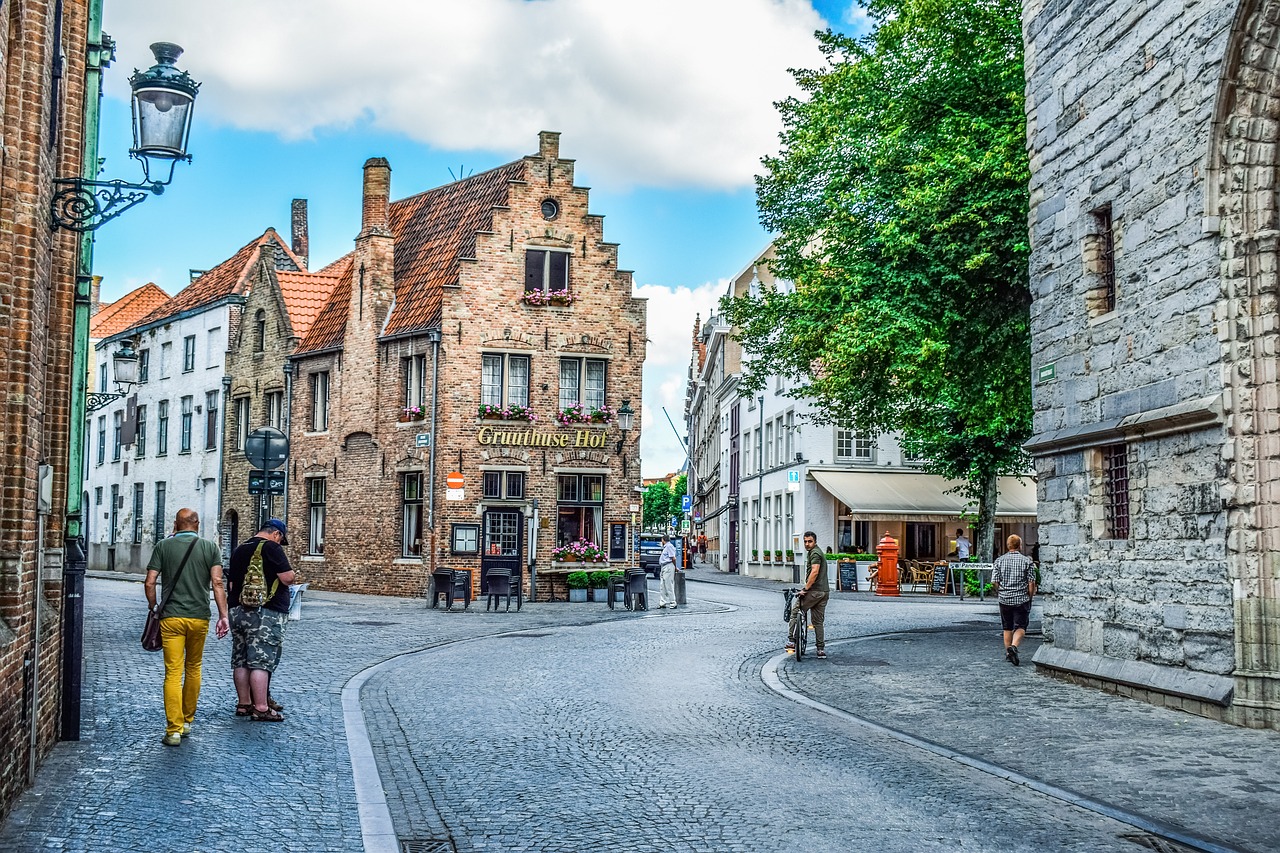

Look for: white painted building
[84,230,303,570]
[688,243,1038,584]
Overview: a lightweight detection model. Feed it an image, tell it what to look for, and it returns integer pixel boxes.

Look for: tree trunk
[974,470,999,563]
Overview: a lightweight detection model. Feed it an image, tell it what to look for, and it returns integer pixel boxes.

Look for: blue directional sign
[788,471,800,483]
[681,494,691,513]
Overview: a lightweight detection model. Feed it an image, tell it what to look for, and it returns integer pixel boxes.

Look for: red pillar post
[875,532,900,597]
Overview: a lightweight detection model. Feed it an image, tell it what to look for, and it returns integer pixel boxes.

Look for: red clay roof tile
[295,258,352,354]
[277,270,341,341]
[90,283,171,339]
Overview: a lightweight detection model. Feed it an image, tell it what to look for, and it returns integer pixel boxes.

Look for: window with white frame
[524,249,570,295]
[307,478,326,555]
[765,422,773,468]
[98,361,108,393]
[234,397,250,450]
[836,429,874,462]
[402,472,423,557]
[482,470,526,500]
[138,349,150,383]
[481,353,530,409]
[451,523,480,555]
[159,341,172,378]
[311,372,330,432]
[559,357,606,411]
[403,354,427,411]
[112,411,123,461]
[154,482,166,543]
[182,335,196,372]
[135,405,147,457]
[556,473,604,546]
[265,391,283,430]
[785,411,794,461]
[207,328,221,366]
[132,484,145,543]
[97,416,106,465]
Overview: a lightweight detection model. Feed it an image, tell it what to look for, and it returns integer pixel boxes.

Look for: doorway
[481,509,523,593]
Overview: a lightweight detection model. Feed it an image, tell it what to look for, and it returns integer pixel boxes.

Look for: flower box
[522,289,577,307]
[477,403,538,422]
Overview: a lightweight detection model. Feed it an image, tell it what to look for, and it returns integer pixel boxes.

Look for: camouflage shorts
[230,606,288,672]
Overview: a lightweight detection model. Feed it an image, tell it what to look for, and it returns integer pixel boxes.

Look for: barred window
[1102,443,1130,539]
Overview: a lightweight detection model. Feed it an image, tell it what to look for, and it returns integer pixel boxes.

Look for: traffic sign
[681,494,691,513]
[245,427,289,471]
[446,471,465,489]
[415,432,432,448]
[788,471,800,483]
[248,469,286,495]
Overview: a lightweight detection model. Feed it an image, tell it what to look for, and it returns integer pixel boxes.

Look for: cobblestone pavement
[2,569,1276,852]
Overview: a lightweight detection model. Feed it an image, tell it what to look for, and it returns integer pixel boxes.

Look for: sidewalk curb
[763,632,1245,853]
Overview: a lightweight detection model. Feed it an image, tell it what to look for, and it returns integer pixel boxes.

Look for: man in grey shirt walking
[991,534,1037,666]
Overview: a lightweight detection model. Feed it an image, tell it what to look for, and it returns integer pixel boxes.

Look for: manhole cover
[350,621,398,627]
[1119,833,1196,852]
[828,658,890,667]
[401,840,456,853]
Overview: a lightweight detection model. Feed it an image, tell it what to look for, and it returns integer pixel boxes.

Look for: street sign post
[415,432,432,448]
[681,494,691,513]
[247,469,286,496]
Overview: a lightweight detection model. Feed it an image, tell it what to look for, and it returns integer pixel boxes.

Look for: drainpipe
[426,328,441,568]
[61,0,109,741]
[756,395,764,552]
[282,361,294,522]
[218,374,231,558]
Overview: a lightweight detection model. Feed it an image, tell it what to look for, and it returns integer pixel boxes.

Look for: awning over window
[808,469,1036,518]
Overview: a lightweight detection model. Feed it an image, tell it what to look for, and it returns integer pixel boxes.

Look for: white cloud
[634,279,727,477]
[102,0,827,190]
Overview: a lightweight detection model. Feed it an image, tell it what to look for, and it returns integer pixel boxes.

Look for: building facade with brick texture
[0,0,94,820]
[1024,0,1280,729]
[288,132,646,599]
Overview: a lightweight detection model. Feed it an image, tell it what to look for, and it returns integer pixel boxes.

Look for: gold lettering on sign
[573,429,607,449]
[476,426,578,448]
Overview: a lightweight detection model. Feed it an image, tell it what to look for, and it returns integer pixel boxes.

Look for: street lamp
[616,399,635,474]
[52,42,200,232]
[85,338,139,412]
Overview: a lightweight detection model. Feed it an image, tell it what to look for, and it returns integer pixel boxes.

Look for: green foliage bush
[566,571,589,590]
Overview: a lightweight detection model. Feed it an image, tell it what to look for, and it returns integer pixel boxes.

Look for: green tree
[672,473,688,528]
[643,481,672,532]
[723,0,1031,561]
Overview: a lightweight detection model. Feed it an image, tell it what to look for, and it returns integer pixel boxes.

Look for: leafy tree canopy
[722,0,1031,554]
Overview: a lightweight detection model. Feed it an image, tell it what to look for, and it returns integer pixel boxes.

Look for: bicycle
[783,587,808,661]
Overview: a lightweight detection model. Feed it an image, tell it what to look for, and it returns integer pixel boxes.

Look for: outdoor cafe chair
[485,567,513,612]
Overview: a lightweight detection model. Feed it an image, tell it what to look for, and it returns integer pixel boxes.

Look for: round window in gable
[540,198,560,220]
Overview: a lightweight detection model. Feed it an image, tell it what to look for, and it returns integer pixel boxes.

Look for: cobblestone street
[0,571,1275,853]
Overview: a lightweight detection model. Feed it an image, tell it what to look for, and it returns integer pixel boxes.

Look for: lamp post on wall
[85,338,139,412]
[52,42,200,233]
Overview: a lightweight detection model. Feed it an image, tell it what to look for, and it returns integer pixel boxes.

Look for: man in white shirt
[955,529,971,560]
[658,535,679,609]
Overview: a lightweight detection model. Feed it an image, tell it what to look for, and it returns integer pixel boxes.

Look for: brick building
[288,132,646,598]
[0,0,95,820]
[222,205,340,550]
[1024,0,1279,728]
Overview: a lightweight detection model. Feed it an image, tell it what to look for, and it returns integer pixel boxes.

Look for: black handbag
[141,536,198,651]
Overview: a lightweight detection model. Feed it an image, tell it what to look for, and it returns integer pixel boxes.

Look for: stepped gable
[138,229,302,326]
[278,269,342,341]
[90,283,170,339]
[294,258,353,354]
[383,160,525,336]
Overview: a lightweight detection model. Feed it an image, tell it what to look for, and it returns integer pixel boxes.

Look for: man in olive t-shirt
[787,531,831,658]
[144,508,228,746]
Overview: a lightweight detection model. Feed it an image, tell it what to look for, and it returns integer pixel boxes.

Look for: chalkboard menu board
[931,564,948,594]
[838,561,857,592]
[609,523,627,560]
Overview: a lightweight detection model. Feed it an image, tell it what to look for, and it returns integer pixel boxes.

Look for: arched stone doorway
[1208,0,1280,729]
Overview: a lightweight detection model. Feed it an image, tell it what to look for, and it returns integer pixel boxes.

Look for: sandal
[267,696,285,712]
[234,704,252,717]
[249,708,284,723]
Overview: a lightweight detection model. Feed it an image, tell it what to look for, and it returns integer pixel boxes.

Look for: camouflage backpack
[240,540,278,609]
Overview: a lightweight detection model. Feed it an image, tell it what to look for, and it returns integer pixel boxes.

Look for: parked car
[639,535,684,578]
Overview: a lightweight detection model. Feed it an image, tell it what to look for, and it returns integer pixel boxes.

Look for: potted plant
[751,549,759,561]
[774,549,783,562]
[548,289,576,306]
[588,570,611,602]
[589,404,616,424]
[852,553,879,591]
[400,405,425,422]
[556,402,591,426]
[477,403,539,422]
[785,549,795,561]
[566,571,589,602]
[763,551,771,562]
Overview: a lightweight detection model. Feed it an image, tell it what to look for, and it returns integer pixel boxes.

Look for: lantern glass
[112,342,139,388]
[132,85,194,158]
[617,400,635,433]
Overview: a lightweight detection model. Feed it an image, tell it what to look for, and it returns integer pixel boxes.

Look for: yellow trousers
[159,617,209,736]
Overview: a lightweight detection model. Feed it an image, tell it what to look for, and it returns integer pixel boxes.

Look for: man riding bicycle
[787,531,830,659]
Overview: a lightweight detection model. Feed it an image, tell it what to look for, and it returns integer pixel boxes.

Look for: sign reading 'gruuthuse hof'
[476,425,610,449]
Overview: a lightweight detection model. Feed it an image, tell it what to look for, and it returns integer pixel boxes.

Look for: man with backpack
[144,508,229,746]
[227,518,295,722]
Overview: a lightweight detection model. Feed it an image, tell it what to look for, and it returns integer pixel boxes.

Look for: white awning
[809,469,1036,518]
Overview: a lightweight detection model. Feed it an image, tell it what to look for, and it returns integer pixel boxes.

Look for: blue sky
[92,0,870,477]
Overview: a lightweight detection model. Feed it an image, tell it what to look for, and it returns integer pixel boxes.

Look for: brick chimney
[291,198,309,269]
[360,158,391,237]
[90,275,102,316]
[538,130,560,160]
